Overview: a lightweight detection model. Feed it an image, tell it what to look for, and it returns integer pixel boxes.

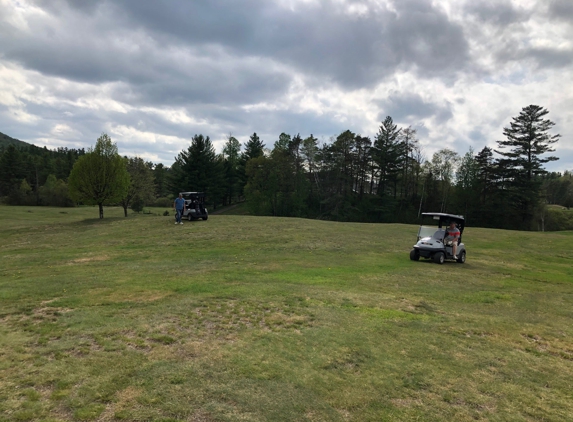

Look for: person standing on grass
[173,193,186,225]
[444,221,460,259]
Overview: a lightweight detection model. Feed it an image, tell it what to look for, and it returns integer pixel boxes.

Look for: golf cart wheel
[188,214,193,221]
[457,251,466,264]
[202,215,208,221]
[410,249,419,261]
[433,252,445,265]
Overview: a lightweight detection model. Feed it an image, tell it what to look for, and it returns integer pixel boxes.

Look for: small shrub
[149,197,173,207]
[131,196,145,213]
[163,210,170,216]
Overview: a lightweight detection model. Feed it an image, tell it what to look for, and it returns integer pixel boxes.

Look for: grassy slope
[1,206,572,421]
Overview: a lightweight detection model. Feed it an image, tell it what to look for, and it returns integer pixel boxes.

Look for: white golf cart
[180,192,208,221]
[410,212,466,264]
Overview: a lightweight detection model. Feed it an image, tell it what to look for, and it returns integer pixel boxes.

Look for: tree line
[0,104,569,229]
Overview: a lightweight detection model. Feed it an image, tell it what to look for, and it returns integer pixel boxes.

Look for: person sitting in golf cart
[444,221,460,259]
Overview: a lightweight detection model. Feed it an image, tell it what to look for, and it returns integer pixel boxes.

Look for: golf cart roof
[180,192,205,196]
[422,212,464,223]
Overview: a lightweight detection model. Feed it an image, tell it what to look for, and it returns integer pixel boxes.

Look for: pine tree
[237,132,266,197]
[171,134,223,207]
[242,132,265,161]
[372,116,402,197]
[0,145,23,197]
[495,105,560,227]
[222,135,241,205]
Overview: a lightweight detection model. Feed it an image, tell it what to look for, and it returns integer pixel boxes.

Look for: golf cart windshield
[418,226,435,238]
[418,226,444,241]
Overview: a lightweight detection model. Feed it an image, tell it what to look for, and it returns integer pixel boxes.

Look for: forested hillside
[0,142,86,206]
[0,131,30,148]
[1,105,572,230]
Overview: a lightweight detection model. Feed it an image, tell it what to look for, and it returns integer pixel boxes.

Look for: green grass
[1,205,573,421]
[214,202,251,216]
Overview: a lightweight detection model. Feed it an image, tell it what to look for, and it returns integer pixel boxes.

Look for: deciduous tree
[68,134,130,218]
[120,157,156,217]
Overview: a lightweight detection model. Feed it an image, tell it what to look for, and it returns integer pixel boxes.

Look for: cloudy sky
[1,0,572,171]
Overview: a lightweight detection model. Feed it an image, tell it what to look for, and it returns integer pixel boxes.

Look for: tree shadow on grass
[69,217,126,227]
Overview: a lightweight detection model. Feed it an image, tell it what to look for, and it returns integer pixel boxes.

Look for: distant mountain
[0,131,31,148]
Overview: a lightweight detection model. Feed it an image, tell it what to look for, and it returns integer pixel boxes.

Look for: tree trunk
[35,167,40,206]
[123,205,128,217]
[99,203,104,219]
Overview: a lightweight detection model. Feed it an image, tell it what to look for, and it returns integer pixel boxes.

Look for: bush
[39,175,75,207]
[545,207,573,231]
[131,196,145,213]
[149,197,173,207]
[163,210,170,216]
[7,179,35,206]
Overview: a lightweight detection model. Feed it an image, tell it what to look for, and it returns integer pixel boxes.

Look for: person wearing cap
[173,193,186,225]
[444,221,460,259]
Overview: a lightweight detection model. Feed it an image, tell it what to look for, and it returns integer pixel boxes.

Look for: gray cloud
[0,0,572,171]
[522,47,573,69]
[548,0,573,21]
[461,0,573,72]
[378,93,453,125]
[493,43,573,71]
[15,0,470,91]
[464,0,529,26]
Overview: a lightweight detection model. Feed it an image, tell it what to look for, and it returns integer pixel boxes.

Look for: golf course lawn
[1,205,573,421]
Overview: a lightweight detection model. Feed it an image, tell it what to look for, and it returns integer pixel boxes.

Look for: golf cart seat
[432,229,445,241]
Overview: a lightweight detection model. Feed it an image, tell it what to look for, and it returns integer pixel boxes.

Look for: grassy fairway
[1,206,573,421]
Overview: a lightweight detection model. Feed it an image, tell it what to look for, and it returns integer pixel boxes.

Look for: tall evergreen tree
[353,135,372,199]
[0,145,24,198]
[453,148,480,221]
[399,126,419,201]
[301,135,320,213]
[372,116,402,197]
[238,132,266,196]
[475,147,496,207]
[242,132,266,161]
[244,155,279,216]
[171,134,224,207]
[428,149,460,213]
[222,135,242,205]
[495,105,560,227]
[152,163,170,198]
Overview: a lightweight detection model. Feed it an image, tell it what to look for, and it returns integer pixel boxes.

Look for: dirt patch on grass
[68,255,109,264]
[521,333,573,361]
[34,307,72,316]
[105,291,170,303]
[85,288,171,304]
[99,299,315,355]
[97,386,144,422]
[187,299,315,335]
[14,306,74,325]
[391,397,423,408]
[188,410,217,422]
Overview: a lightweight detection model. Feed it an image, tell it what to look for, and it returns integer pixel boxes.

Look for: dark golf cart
[180,192,208,221]
[410,212,466,264]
